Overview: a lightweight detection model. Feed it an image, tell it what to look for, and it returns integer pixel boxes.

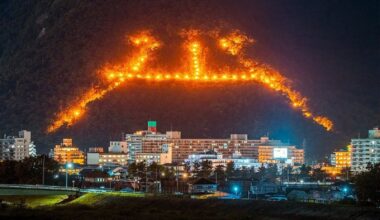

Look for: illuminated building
[330,146,351,168]
[0,130,36,161]
[185,150,228,168]
[89,147,104,153]
[108,141,128,153]
[53,138,85,165]
[351,128,380,173]
[186,150,263,170]
[322,166,342,176]
[135,144,172,165]
[116,121,167,161]
[257,145,304,165]
[87,152,128,166]
[118,121,304,166]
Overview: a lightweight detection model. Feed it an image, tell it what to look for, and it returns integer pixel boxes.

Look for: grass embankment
[67,192,145,206]
[1,193,380,220]
[0,195,68,208]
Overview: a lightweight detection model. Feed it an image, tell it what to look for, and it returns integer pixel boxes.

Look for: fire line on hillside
[47,29,333,133]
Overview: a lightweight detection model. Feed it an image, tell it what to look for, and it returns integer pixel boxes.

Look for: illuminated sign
[148,121,157,127]
[273,148,288,159]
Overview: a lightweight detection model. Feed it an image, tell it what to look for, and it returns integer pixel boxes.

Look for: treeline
[0,155,59,185]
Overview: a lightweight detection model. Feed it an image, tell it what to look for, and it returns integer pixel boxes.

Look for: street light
[233,186,239,196]
[65,162,73,188]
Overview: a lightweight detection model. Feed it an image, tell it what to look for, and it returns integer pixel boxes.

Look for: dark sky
[0,0,379,161]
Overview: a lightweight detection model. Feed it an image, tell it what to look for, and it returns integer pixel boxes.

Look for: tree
[226,161,235,178]
[340,167,352,181]
[184,161,191,174]
[311,168,328,182]
[192,161,201,178]
[127,161,146,179]
[299,164,311,180]
[281,166,293,182]
[199,160,213,178]
[0,155,59,185]
[147,162,164,180]
[256,164,266,181]
[214,165,226,183]
[264,164,278,182]
[354,163,380,205]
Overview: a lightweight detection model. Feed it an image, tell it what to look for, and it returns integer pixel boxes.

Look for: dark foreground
[1,195,379,220]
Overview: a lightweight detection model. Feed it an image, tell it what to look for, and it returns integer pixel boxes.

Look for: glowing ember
[47,30,333,132]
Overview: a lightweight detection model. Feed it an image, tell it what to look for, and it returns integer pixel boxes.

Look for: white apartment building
[108,141,128,153]
[351,128,380,173]
[0,130,36,161]
[135,145,172,165]
[87,152,128,166]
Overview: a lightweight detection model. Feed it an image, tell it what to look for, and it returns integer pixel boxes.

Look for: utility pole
[287,167,290,182]
[65,164,68,188]
[42,155,45,185]
[145,168,148,193]
[215,171,218,194]
[176,164,179,193]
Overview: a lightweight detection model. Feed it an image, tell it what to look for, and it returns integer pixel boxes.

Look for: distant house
[188,178,217,194]
[80,169,111,188]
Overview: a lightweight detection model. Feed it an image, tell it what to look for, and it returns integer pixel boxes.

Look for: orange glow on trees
[47,29,333,133]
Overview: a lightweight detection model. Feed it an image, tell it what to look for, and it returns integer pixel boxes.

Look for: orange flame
[47,30,333,132]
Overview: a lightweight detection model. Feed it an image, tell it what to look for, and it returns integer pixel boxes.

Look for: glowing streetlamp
[233,186,239,196]
[65,162,73,188]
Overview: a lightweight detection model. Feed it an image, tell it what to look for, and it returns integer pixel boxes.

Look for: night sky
[0,0,379,161]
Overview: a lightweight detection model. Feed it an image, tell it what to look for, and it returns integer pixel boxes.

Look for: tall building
[53,138,85,165]
[351,128,380,173]
[0,130,36,161]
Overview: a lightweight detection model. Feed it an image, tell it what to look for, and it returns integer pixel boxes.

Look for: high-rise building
[0,130,36,161]
[351,128,380,173]
[53,138,85,165]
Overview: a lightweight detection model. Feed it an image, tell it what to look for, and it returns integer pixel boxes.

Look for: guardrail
[0,184,79,192]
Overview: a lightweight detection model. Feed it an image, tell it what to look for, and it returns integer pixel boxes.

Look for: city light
[233,186,239,195]
[66,163,73,169]
[46,30,333,133]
